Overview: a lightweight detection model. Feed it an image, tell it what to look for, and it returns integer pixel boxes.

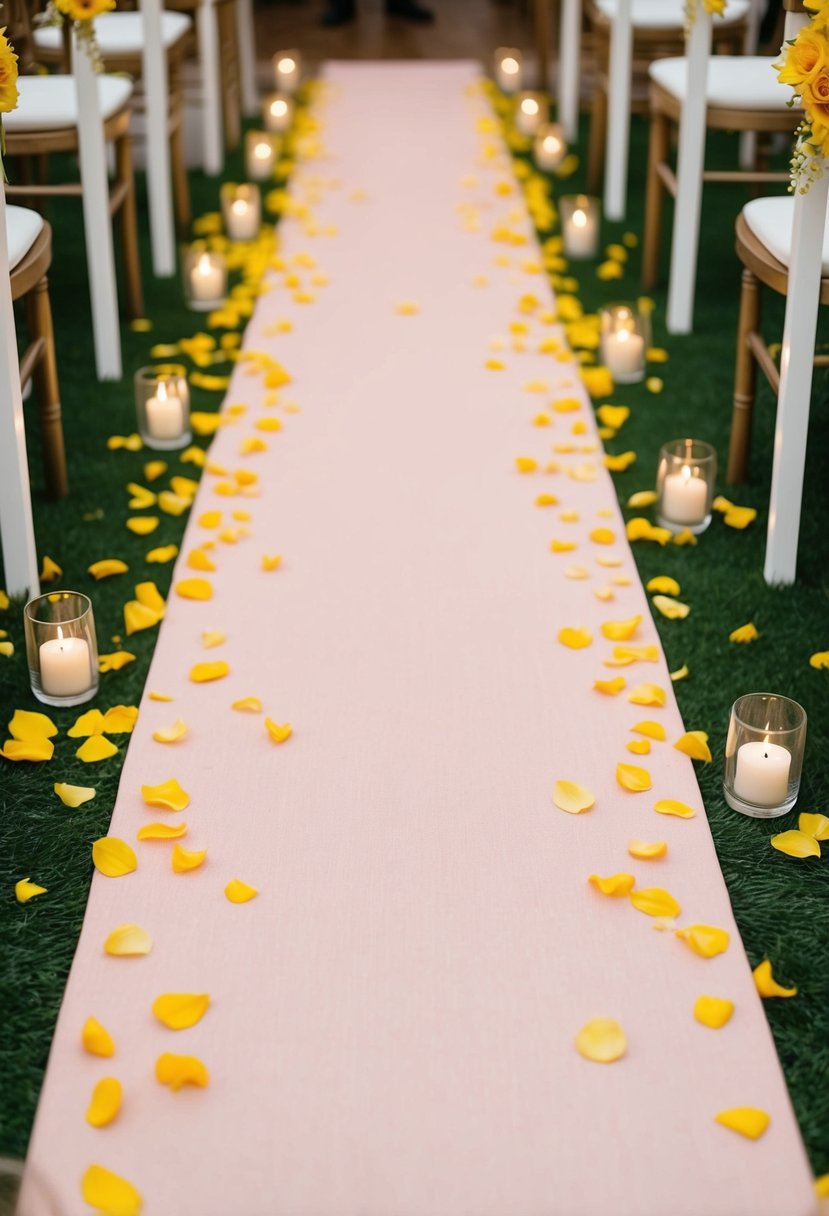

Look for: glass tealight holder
[534,122,566,171]
[24,591,99,707]
[599,302,646,385]
[515,90,545,136]
[273,48,301,93]
[183,248,227,311]
[494,46,523,93]
[723,693,807,818]
[134,364,191,450]
[220,182,261,242]
[560,194,600,261]
[656,439,716,535]
[263,91,294,132]
[245,130,278,182]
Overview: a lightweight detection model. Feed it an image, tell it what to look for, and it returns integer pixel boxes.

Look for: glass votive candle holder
[245,131,278,181]
[515,91,545,136]
[263,92,294,132]
[134,364,191,450]
[494,47,523,93]
[534,122,566,171]
[656,439,716,534]
[183,248,227,311]
[273,49,301,93]
[24,591,99,707]
[723,693,807,818]
[560,194,600,260]
[220,182,261,242]
[600,302,646,385]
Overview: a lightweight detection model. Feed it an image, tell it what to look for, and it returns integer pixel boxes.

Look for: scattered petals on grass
[155,1053,210,1091]
[88,559,128,581]
[631,720,666,741]
[809,651,829,670]
[152,992,210,1030]
[81,1164,142,1216]
[68,709,105,738]
[674,731,712,763]
[99,651,136,673]
[627,839,667,861]
[616,763,652,792]
[647,576,680,596]
[92,837,137,878]
[107,433,143,452]
[596,405,629,430]
[104,924,153,957]
[753,959,797,998]
[770,829,820,859]
[714,1108,770,1140]
[0,641,13,657]
[651,595,690,620]
[232,696,262,712]
[729,622,759,644]
[152,719,188,744]
[137,821,188,841]
[1,737,55,762]
[77,736,119,763]
[630,887,681,918]
[604,451,637,473]
[575,1018,627,1063]
[124,600,162,637]
[82,1017,115,1057]
[86,1077,123,1128]
[39,554,63,583]
[54,782,96,808]
[626,518,672,545]
[593,676,626,696]
[127,483,156,510]
[654,799,696,819]
[694,996,735,1029]
[628,683,665,707]
[9,709,58,742]
[175,577,213,601]
[670,664,690,682]
[723,506,757,530]
[265,719,293,744]
[675,924,730,958]
[143,461,167,481]
[171,844,207,873]
[600,616,640,642]
[557,626,592,650]
[145,545,179,564]
[126,516,160,535]
[15,877,47,903]
[799,813,829,840]
[190,660,230,683]
[672,528,697,547]
[225,879,258,903]
[588,872,635,897]
[102,706,138,735]
[627,490,657,509]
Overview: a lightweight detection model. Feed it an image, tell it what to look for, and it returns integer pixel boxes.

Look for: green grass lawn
[1,91,828,1177]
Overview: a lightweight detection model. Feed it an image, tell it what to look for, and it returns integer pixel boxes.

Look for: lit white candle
[603,327,644,382]
[263,93,293,132]
[563,205,598,259]
[226,197,259,241]
[534,125,566,171]
[661,464,708,526]
[145,381,185,441]
[274,52,300,94]
[40,626,92,698]
[495,50,522,93]
[733,739,791,807]
[516,93,542,136]
[246,134,276,182]
[188,252,225,306]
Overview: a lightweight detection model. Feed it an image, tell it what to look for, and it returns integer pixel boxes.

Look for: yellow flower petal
[141,779,190,812]
[597,405,629,430]
[15,877,47,903]
[77,736,119,763]
[815,1176,829,1199]
[626,518,672,545]
[190,660,230,683]
[88,559,129,581]
[0,639,14,658]
[262,554,283,571]
[102,706,138,735]
[265,718,293,744]
[550,539,578,553]
[171,844,207,873]
[175,577,213,601]
[670,664,690,682]
[631,721,666,742]
[714,1108,770,1140]
[126,516,160,535]
[8,709,58,741]
[515,457,538,474]
[809,650,829,670]
[753,959,797,998]
[600,616,641,642]
[98,651,137,673]
[630,887,680,918]
[127,484,157,510]
[82,1017,115,1058]
[675,924,730,958]
[144,461,167,482]
[588,872,635,896]
[672,528,698,547]
[593,676,626,696]
[589,527,616,546]
[152,719,188,744]
[145,545,179,564]
[81,1164,141,1216]
[86,1077,123,1128]
[39,555,63,583]
[626,739,651,755]
[92,837,137,878]
[652,594,690,621]
[674,731,712,763]
[232,697,262,712]
[558,627,592,650]
[654,798,696,819]
[565,565,589,580]
[155,1052,210,1091]
[107,432,143,452]
[152,992,210,1030]
[798,813,829,841]
[198,510,222,529]
[770,829,820,859]
[124,600,162,637]
[616,763,652,792]
[604,451,637,473]
[186,549,217,573]
[723,506,757,530]
[553,780,595,815]
[148,691,173,702]
[137,821,188,841]
[627,490,658,509]
[627,839,667,861]
[628,683,665,707]
[54,782,96,808]
[0,738,55,762]
[575,1017,627,1063]
[255,416,283,433]
[225,879,258,903]
[135,582,165,615]
[694,996,735,1029]
[729,622,759,644]
[200,631,225,650]
[68,709,105,738]
[104,924,152,957]
[646,576,680,596]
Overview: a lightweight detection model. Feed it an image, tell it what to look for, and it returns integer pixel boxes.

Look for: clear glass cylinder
[534,122,566,171]
[723,693,807,818]
[183,248,227,311]
[263,92,294,132]
[494,47,523,93]
[560,194,600,261]
[245,130,278,182]
[656,439,716,534]
[273,49,301,93]
[515,91,545,136]
[220,183,261,242]
[134,364,191,450]
[24,591,99,707]
[599,301,646,385]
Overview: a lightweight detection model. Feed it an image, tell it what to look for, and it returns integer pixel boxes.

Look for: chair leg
[170,107,192,236]
[114,133,145,320]
[642,107,669,291]
[26,275,68,499]
[218,0,241,152]
[727,267,761,485]
[585,80,607,198]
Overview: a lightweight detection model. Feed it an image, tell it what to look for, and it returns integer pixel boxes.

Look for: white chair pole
[666,8,712,335]
[197,0,223,175]
[763,172,829,586]
[236,0,259,117]
[140,0,176,277]
[73,31,122,379]
[558,0,581,143]
[604,0,632,221]
[0,191,40,599]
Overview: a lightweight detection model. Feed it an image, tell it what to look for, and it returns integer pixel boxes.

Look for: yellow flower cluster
[0,27,18,115]
[778,4,829,160]
[53,0,114,23]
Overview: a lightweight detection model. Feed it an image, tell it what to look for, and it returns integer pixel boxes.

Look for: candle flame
[616,328,630,344]
[501,56,519,74]
[57,625,64,647]
[543,135,561,153]
[197,252,212,273]
[231,199,247,216]
[573,209,587,229]
[254,141,271,160]
[157,380,169,403]
[270,99,288,118]
[680,464,692,484]
[521,98,539,115]
[277,56,296,73]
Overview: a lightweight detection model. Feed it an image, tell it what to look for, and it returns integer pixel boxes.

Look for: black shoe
[322,1,355,25]
[385,0,434,21]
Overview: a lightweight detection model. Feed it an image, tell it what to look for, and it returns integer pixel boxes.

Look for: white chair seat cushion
[743,196,829,274]
[6,205,45,271]
[596,0,749,28]
[650,56,791,109]
[33,11,191,56]
[5,74,134,132]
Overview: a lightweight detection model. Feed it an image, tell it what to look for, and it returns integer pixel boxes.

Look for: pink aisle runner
[25,62,815,1216]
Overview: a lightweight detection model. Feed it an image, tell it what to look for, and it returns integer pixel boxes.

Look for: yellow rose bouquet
[37,0,115,70]
[777,0,829,190]
[685,0,728,25]
[0,27,19,179]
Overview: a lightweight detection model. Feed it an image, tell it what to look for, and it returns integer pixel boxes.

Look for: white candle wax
[40,628,92,698]
[733,740,791,807]
[661,465,708,526]
[189,252,225,305]
[563,206,598,259]
[274,54,299,94]
[226,197,259,241]
[146,381,185,441]
[516,96,541,136]
[603,328,644,381]
[246,137,276,182]
[535,130,565,171]
[264,94,293,132]
[496,54,522,93]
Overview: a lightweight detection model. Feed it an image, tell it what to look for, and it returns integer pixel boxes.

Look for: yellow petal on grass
[714,1108,770,1140]
[628,839,667,861]
[39,555,63,583]
[151,719,188,745]
[723,506,757,530]
[694,996,735,1029]
[99,651,137,673]
[597,405,629,430]
[652,595,690,621]
[670,664,690,682]
[799,813,829,840]
[171,844,207,873]
[674,731,712,763]
[68,708,105,738]
[145,545,179,564]
[593,677,626,696]
[770,829,820,859]
[600,616,640,642]
[575,1018,627,1063]
[558,627,592,650]
[127,484,156,510]
[190,660,230,683]
[92,837,137,878]
[628,683,666,707]
[155,1052,210,1091]
[137,821,188,841]
[675,924,730,958]
[124,600,162,636]
[630,887,681,918]
[753,959,797,998]
[102,706,138,735]
[141,778,189,812]
[1,738,55,762]
[152,992,210,1030]
[809,650,829,670]
[8,709,58,741]
[654,798,696,819]
[104,924,153,957]
[588,872,635,897]
[225,879,258,903]
[647,576,680,596]
[54,782,96,808]
[88,559,128,581]
[15,877,47,902]
[232,696,262,712]
[81,1165,142,1216]
[627,490,658,509]
[553,780,595,815]
[82,1017,115,1058]
[0,641,14,657]
[616,763,652,792]
[262,554,283,572]
[144,461,167,482]
[77,736,119,763]
[604,451,637,473]
[126,516,160,535]
[175,578,213,601]
[729,622,759,644]
[265,718,293,744]
[85,1078,123,1128]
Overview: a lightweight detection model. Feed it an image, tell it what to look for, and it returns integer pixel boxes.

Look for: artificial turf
[1,85,828,1178]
